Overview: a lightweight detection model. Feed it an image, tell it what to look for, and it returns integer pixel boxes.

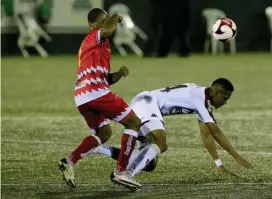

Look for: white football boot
[58,158,76,188]
[110,171,142,191]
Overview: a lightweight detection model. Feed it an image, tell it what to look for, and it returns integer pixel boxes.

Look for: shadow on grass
[37,189,132,199]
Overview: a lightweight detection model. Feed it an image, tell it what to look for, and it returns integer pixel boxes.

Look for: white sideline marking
[1,109,272,121]
[1,182,272,186]
[2,139,72,145]
[2,139,272,156]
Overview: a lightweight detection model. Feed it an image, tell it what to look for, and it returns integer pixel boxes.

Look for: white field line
[1,182,272,186]
[2,139,272,156]
[2,139,73,145]
[1,109,272,121]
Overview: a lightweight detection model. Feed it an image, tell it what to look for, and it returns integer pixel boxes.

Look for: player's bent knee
[122,114,141,132]
[97,125,112,143]
[159,143,168,153]
[156,142,167,153]
[151,130,167,153]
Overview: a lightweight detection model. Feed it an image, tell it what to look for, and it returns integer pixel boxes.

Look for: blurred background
[1,0,272,56]
[2,1,272,199]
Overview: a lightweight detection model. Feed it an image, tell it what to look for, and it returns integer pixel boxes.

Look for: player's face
[212,88,232,109]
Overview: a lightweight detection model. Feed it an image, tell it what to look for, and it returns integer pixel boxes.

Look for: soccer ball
[212,18,237,43]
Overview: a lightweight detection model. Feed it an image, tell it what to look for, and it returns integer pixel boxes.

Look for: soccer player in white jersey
[91,78,252,188]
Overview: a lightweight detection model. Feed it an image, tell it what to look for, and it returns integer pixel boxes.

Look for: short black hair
[212,78,234,92]
[87,8,106,23]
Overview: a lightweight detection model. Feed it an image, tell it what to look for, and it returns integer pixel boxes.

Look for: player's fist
[116,14,123,23]
[112,13,123,23]
[235,156,252,169]
[119,66,129,77]
[118,15,123,23]
[217,165,239,177]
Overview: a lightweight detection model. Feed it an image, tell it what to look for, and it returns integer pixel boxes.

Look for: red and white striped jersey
[74,28,111,106]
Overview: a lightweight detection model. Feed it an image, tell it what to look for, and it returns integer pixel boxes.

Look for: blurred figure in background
[2,0,52,58]
[157,0,191,57]
[143,0,162,57]
[143,0,191,58]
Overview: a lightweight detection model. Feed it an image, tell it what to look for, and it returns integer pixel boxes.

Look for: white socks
[127,144,161,177]
[95,145,140,165]
[96,145,113,157]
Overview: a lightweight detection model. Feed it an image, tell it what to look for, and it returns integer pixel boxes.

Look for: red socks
[116,130,138,172]
[69,135,101,165]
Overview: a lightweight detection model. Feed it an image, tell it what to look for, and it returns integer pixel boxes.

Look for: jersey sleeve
[191,91,216,123]
[195,106,215,123]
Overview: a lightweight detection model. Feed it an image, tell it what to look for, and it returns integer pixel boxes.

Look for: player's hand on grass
[119,66,129,77]
[217,165,239,177]
[235,156,252,169]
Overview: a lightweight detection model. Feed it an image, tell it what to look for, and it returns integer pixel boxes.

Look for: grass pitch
[2,54,272,199]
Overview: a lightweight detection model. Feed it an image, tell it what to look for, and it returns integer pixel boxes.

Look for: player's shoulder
[184,83,203,88]
[86,28,100,36]
[190,85,213,112]
[84,28,101,42]
[85,28,109,46]
[185,83,205,92]
[187,83,207,99]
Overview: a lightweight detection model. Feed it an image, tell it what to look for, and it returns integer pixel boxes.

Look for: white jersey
[130,83,215,136]
[151,83,215,123]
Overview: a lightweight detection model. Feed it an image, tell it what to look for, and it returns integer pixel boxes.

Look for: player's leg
[91,92,142,188]
[59,102,111,188]
[110,108,142,188]
[95,145,158,172]
[125,92,166,177]
[127,127,167,177]
[66,124,112,166]
[95,134,158,172]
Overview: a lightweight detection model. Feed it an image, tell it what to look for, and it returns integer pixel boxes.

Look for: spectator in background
[143,0,162,57]
[157,0,191,57]
[3,0,52,31]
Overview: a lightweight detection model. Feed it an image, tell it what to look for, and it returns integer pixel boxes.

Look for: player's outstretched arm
[205,122,252,168]
[100,13,122,40]
[108,66,129,85]
[199,120,239,176]
[198,120,220,161]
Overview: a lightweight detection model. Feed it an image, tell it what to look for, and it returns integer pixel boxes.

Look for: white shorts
[130,91,165,136]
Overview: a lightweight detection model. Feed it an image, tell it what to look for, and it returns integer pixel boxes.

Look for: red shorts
[77,91,134,133]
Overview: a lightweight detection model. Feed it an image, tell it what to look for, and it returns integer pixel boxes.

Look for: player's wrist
[215,159,223,167]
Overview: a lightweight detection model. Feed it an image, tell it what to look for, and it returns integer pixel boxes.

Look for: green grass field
[2,54,272,199]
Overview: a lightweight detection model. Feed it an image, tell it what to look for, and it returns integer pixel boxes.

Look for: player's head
[87,8,109,30]
[210,78,234,108]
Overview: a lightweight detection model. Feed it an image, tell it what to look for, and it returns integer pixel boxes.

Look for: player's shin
[68,134,101,165]
[127,143,161,177]
[97,144,140,163]
[116,129,138,172]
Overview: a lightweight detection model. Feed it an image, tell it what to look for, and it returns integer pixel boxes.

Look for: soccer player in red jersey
[58,8,141,189]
